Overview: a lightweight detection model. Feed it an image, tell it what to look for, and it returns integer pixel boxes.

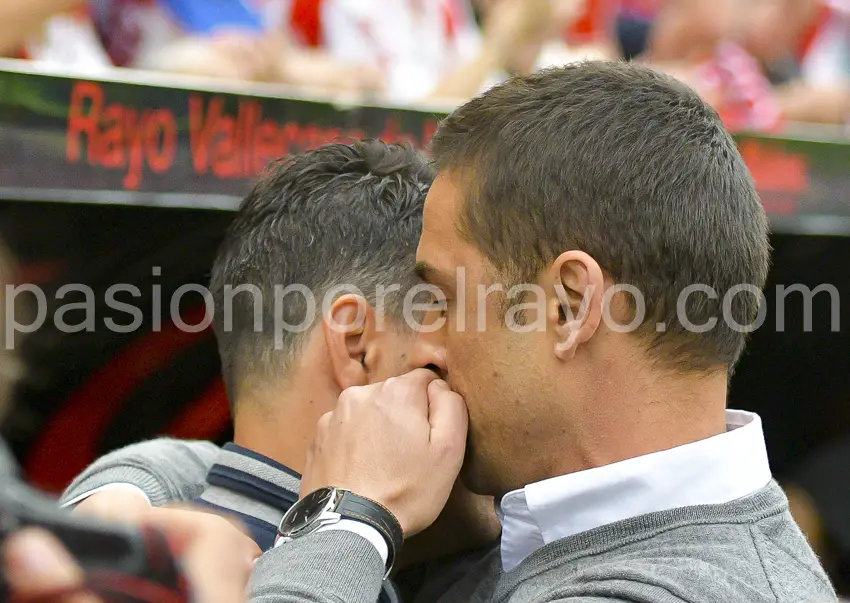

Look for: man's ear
[545,251,605,360]
[322,294,377,389]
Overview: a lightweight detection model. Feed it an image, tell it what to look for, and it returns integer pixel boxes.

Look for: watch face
[279,487,336,536]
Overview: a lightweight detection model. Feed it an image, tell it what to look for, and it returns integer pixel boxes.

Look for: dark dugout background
[3,203,849,492]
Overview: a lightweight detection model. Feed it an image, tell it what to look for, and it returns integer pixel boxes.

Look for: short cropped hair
[211,141,432,402]
[430,61,770,371]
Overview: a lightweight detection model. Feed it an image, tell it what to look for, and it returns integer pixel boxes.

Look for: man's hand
[141,508,261,603]
[300,369,468,537]
[1,509,260,603]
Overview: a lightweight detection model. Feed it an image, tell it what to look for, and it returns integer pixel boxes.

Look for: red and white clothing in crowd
[567,0,659,44]
[83,0,486,101]
[681,0,848,133]
[309,0,619,102]
[16,6,112,71]
[90,0,267,69]
[798,0,850,86]
[290,0,483,103]
[691,42,783,132]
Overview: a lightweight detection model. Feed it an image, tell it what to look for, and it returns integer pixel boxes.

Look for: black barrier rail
[1,59,849,234]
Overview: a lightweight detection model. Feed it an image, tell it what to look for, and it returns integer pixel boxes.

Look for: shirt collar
[498,409,773,572]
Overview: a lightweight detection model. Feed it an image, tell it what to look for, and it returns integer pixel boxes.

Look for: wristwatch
[276,487,403,578]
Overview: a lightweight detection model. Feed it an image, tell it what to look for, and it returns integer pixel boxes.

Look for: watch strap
[337,491,403,576]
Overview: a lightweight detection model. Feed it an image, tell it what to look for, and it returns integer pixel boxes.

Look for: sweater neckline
[492,480,788,601]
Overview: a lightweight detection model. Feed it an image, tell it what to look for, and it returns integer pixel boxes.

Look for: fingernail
[433,379,449,390]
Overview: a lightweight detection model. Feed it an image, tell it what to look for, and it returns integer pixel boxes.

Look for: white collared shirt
[498,410,773,572]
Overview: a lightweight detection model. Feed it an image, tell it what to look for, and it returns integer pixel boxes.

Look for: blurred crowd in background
[0,0,847,132]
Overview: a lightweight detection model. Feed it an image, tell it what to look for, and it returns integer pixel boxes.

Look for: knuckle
[339,384,375,407]
[314,413,333,439]
[337,387,358,405]
[383,376,409,397]
[317,411,333,429]
[437,434,465,458]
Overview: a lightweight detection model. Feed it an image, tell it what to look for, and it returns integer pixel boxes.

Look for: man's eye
[428,297,448,314]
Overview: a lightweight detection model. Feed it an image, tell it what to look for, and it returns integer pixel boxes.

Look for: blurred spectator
[764,0,850,125]
[646,0,736,63]
[3,0,847,128]
[504,0,617,74]
[287,0,507,102]
[285,0,593,103]
[86,0,384,91]
[645,0,849,129]
[23,10,111,69]
[616,0,660,59]
[689,41,784,132]
[736,0,840,85]
[472,0,612,90]
[0,0,111,69]
[313,0,489,101]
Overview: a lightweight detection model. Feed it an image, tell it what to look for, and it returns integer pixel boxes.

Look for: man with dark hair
[64,140,429,508]
[210,140,426,410]
[242,61,836,602]
[59,140,498,597]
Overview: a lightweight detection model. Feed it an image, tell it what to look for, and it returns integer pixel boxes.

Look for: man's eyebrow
[414,261,455,290]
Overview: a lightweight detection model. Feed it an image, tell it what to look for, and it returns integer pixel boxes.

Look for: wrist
[276,487,403,578]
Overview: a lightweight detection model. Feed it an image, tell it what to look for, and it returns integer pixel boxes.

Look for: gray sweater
[60,438,220,506]
[253,481,836,603]
[61,440,837,603]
